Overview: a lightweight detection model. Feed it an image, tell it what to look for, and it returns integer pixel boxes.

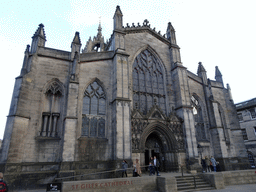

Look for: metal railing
[55,165,149,181]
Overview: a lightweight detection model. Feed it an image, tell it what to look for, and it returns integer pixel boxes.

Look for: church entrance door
[145,132,165,172]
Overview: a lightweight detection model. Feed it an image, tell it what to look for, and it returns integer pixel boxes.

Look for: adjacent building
[236,98,256,168]
[0,6,250,187]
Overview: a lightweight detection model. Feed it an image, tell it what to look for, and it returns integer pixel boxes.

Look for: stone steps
[175,175,215,192]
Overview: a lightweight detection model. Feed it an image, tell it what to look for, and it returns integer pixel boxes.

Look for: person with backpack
[0,172,8,192]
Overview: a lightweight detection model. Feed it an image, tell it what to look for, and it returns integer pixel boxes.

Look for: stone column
[171,63,199,160]
[111,52,131,160]
[62,82,79,161]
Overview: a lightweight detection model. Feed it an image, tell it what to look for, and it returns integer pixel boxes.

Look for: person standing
[201,157,207,173]
[205,156,211,172]
[133,159,141,177]
[0,172,8,192]
[153,156,161,176]
[210,156,217,172]
[149,157,154,176]
[122,160,128,177]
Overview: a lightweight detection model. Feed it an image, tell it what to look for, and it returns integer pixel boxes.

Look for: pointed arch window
[132,49,166,115]
[82,81,106,137]
[191,96,206,141]
[40,81,63,137]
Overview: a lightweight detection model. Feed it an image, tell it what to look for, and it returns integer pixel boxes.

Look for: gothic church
[0,6,249,185]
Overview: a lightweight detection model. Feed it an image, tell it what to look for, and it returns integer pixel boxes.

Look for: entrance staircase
[175,175,215,192]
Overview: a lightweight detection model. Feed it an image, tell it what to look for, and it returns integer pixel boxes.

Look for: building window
[241,129,248,140]
[237,113,243,121]
[41,81,63,137]
[132,49,166,115]
[82,81,106,138]
[249,108,256,119]
[248,152,255,168]
[254,127,256,136]
[191,96,206,141]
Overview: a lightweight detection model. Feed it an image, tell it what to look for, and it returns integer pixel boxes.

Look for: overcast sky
[0,0,255,139]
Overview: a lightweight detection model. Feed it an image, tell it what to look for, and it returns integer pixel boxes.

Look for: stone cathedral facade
[0,6,250,186]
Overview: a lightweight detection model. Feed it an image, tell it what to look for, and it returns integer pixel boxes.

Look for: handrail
[55,165,149,181]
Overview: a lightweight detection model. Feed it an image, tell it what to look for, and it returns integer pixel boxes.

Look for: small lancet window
[82,80,106,138]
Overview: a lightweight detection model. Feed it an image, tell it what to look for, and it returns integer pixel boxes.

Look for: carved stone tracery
[131,107,184,152]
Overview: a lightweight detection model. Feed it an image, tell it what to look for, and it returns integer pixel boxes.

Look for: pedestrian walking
[122,160,128,177]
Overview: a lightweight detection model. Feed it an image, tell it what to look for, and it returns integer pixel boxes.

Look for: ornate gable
[147,105,166,120]
[131,108,144,119]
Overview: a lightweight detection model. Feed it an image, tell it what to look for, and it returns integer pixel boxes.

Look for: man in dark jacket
[153,156,161,176]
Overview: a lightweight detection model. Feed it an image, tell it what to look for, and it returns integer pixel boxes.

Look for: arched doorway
[131,107,185,172]
[145,132,166,171]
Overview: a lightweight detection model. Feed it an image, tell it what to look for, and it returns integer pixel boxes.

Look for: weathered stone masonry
[0,5,250,189]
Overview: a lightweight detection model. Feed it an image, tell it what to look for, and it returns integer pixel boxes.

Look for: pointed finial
[25,45,30,53]
[197,62,206,74]
[215,66,222,77]
[215,66,223,86]
[72,31,81,45]
[33,23,46,39]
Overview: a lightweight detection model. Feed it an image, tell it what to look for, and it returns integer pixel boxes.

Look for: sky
[0,0,255,139]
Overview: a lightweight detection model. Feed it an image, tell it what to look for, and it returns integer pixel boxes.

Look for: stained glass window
[82,81,106,137]
[132,49,166,114]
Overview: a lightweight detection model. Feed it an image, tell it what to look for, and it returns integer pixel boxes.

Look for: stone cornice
[110,97,131,104]
[7,115,30,119]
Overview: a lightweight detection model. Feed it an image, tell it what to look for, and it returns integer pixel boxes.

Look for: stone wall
[62,175,178,192]
[200,169,256,189]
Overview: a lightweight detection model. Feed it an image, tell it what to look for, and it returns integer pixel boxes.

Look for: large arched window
[133,49,166,115]
[82,81,106,138]
[41,80,64,137]
[191,95,206,140]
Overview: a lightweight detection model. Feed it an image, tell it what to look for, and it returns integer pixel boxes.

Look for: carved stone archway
[131,106,185,172]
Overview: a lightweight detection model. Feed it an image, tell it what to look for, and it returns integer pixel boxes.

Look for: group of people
[121,156,161,177]
[148,156,161,176]
[201,156,219,172]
